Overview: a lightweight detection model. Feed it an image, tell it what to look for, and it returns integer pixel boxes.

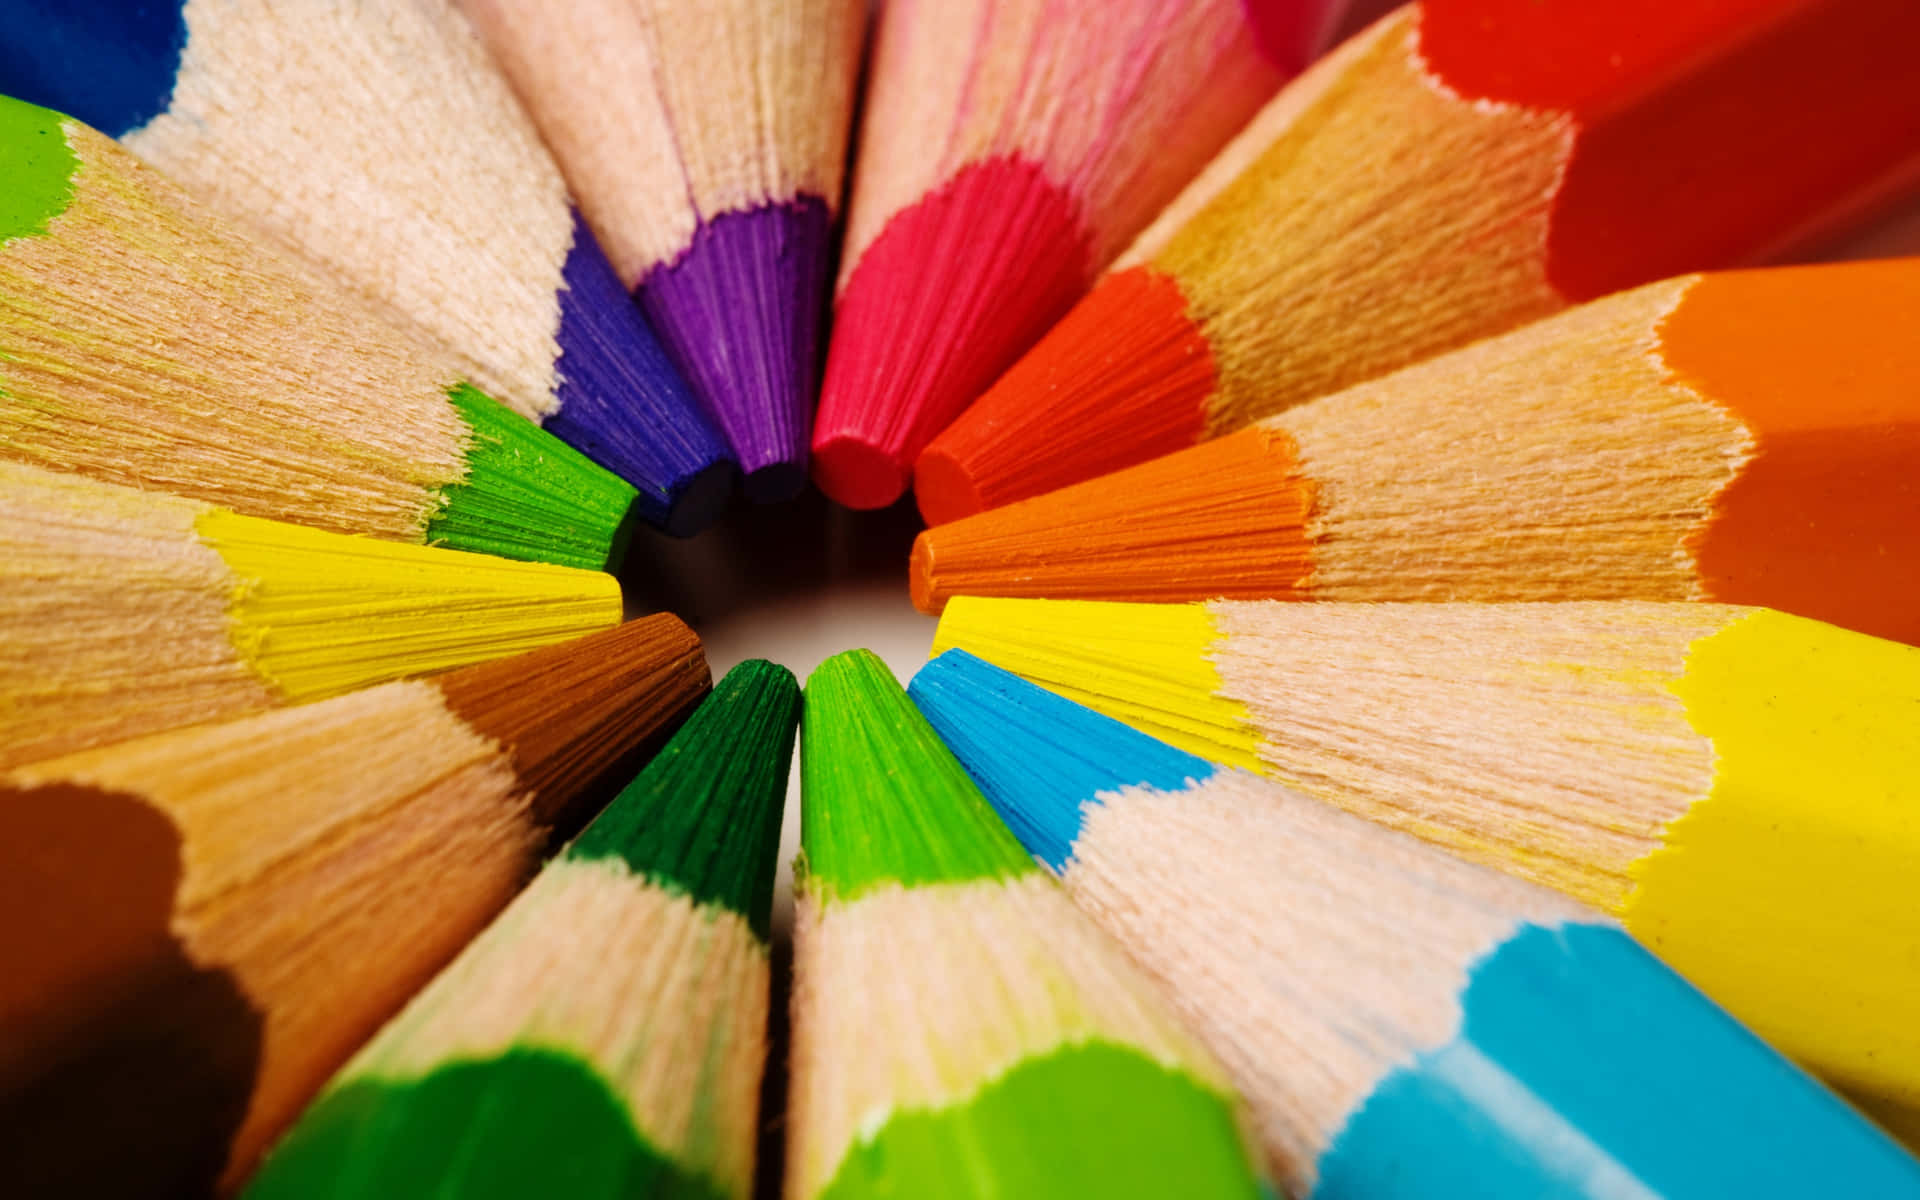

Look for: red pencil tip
[815,157,1094,509]
[812,433,911,511]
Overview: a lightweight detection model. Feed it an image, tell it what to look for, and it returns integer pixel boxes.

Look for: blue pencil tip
[545,211,734,534]
[908,650,1215,870]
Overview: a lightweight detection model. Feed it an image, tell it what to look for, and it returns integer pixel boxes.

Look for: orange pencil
[916,0,1920,523]
[810,0,1344,510]
[912,259,1920,645]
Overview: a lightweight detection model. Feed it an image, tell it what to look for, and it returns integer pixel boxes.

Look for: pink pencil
[810,0,1345,510]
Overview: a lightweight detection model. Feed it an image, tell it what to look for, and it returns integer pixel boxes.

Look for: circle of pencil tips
[0,616,710,1196]
[932,595,1920,1138]
[908,650,1920,1196]
[0,0,737,534]
[0,94,647,570]
[789,650,1268,1198]
[810,0,1341,511]
[0,3,1917,1197]
[916,0,1920,520]
[912,259,1920,647]
[459,0,865,502]
[245,660,799,1200]
[0,460,622,769]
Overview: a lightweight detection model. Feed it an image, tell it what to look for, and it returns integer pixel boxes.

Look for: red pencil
[916,0,1920,524]
[810,0,1345,510]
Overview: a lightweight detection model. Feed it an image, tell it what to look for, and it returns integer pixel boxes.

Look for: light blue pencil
[909,649,1920,1199]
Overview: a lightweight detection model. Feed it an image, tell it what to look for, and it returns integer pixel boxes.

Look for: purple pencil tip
[638,197,832,500]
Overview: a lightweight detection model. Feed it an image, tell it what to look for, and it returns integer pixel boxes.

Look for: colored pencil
[911,259,1920,644]
[0,95,644,568]
[245,660,798,1200]
[910,650,1920,1195]
[932,595,1920,1136]
[0,460,621,770]
[0,615,709,1196]
[0,0,735,530]
[459,0,865,502]
[810,0,1341,510]
[915,0,1920,522]
[788,649,1264,1199]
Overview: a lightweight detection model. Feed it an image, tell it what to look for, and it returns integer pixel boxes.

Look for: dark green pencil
[244,660,799,1199]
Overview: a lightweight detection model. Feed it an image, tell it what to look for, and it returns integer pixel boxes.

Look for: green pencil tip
[800,650,1036,905]
[0,96,80,244]
[566,659,799,941]
[431,383,641,571]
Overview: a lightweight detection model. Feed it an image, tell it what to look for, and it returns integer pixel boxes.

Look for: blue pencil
[909,649,1920,1198]
[0,0,734,534]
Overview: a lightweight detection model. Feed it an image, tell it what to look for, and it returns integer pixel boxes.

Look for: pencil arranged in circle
[460,0,865,502]
[789,650,1265,1199]
[246,660,798,1200]
[934,595,1920,1136]
[0,95,645,568]
[0,0,736,532]
[0,615,709,1197]
[810,0,1340,510]
[0,460,622,770]
[910,650,1920,1195]
[912,259,1920,644]
[916,0,1920,521]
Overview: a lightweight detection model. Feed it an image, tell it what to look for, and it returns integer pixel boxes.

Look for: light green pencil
[787,649,1266,1199]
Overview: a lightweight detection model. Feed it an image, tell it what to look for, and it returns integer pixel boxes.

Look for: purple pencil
[0,0,735,536]
[462,0,866,502]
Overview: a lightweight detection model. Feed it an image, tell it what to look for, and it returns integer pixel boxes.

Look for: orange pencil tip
[910,425,1316,613]
[916,266,1217,521]
[913,445,987,527]
[909,533,942,614]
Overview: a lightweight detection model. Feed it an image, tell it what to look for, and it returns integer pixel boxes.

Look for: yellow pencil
[0,460,620,769]
[935,595,1920,1138]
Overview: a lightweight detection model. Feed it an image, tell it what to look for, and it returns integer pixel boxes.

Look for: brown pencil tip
[434,614,710,820]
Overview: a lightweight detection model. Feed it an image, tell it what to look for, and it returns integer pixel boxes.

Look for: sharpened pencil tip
[742,459,809,505]
[909,533,941,614]
[660,459,737,538]
[811,433,910,510]
[913,443,988,526]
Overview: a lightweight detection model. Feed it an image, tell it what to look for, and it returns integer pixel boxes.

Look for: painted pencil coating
[811,0,1334,509]
[910,651,1920,1196]
[246,661,797,1200]
[931,598,1920,1137]
[788,650,1263,1199]
[460,0,864,498]
[917,0,1920,520]
[911,260,1920,646]
[0,96,644,569]
[0,617,710,1195]
[0,0,735,530]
